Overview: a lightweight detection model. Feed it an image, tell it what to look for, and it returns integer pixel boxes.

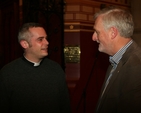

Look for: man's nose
[92,32,97,41]
[44,38,49,45]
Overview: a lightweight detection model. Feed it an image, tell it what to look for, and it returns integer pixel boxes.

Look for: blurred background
[0,0,140,113]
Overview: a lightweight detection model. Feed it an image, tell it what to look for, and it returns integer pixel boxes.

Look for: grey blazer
[95,41,141,113]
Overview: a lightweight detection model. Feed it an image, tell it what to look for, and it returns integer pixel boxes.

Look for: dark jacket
[95,41,141,113]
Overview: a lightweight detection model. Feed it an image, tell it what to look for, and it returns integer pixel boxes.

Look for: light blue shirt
[109,40,133,68]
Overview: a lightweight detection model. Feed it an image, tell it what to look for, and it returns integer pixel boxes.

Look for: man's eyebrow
[38,36,47,38]
[38,36,44,39]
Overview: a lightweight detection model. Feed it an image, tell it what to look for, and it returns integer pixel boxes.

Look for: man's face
[92,16,112,55]
[25,27,49,62]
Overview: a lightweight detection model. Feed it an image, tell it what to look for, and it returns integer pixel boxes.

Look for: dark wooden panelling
[0,0,22,69]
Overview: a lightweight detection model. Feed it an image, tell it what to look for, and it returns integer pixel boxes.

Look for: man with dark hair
[0,22,71,113]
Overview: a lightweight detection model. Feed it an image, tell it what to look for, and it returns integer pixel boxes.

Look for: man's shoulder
[124,42,141,64]
[42,57,63,70]
[126,41,141,55]
[0,57,22,71]
[133,42,141,57]
[43,57,60,66]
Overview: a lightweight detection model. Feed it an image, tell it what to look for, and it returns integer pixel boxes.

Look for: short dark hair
[18,22,43,42]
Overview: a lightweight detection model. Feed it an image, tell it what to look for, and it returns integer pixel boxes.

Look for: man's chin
[98,47,103,53]
[41,53,48,57]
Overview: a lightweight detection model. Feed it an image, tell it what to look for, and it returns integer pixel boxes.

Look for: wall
[64,0,131,113]
[131,0,141,46]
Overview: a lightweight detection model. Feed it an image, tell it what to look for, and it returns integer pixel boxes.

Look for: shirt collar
[23,55,41,67]
[109,40,133,66]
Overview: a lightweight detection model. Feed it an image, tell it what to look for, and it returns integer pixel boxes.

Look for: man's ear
[110,27,118,39]
[20,40,29,49]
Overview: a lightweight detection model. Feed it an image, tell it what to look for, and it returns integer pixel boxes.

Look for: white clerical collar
[24,56,41,66]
